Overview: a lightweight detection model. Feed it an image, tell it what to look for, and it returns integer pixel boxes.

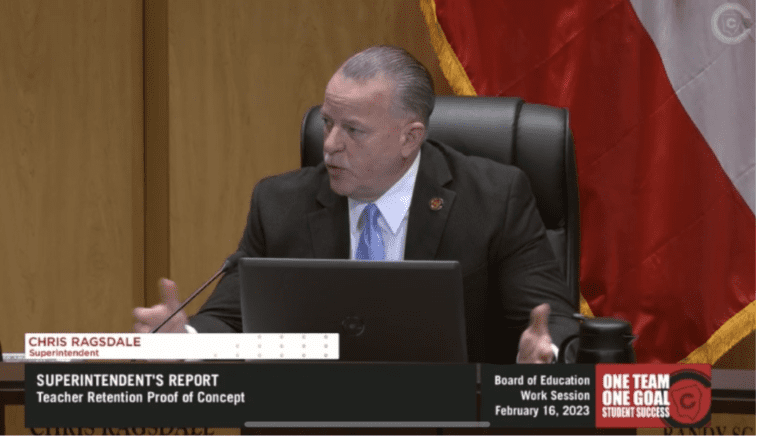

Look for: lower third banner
[25,362,712,429]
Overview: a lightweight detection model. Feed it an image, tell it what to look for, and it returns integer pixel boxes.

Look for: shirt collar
[348,152,421,234]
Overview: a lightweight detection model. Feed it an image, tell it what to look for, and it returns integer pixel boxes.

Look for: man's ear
[400,121,426,158]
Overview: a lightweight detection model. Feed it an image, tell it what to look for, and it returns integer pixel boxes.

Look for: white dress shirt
[348,153,421,261]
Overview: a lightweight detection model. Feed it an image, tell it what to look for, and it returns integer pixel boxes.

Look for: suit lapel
[404,142,456,261]
[308,172,350,259]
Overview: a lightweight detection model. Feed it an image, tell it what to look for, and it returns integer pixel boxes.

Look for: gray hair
[339,46,435,126]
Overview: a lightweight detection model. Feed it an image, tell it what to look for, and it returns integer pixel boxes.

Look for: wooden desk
[0,362,23,435]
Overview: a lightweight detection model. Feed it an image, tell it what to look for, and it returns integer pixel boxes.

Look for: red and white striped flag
[421,0,755,363]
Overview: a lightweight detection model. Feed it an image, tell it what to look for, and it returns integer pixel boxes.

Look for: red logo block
[595,364,711,428]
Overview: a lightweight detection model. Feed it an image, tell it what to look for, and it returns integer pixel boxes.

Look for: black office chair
[299,96,580,309]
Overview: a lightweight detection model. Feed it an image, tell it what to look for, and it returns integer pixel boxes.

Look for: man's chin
[327,176,377,201]
[328,178,352,198]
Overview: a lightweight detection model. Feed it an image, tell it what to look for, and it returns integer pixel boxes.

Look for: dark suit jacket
[189,140,578,363]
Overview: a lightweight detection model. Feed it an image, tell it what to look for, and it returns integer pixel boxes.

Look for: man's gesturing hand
[133,279,189,333]
[516,303,555,364]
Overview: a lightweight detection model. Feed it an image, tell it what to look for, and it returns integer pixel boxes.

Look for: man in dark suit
[134,46,577,364]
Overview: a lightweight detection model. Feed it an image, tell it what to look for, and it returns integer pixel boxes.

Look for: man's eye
[322,117,333,130]
[345,126,358,134]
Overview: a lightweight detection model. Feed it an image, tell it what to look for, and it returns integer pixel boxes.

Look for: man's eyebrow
[321,112,366,129]
[341,117,363,125]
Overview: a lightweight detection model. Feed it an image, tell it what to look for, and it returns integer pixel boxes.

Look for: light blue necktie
[355,204,385,261]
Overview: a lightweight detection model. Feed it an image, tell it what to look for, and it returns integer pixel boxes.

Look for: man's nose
[323,125,344,154]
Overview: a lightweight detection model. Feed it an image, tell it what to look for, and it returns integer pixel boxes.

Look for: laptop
[239,258,468,363]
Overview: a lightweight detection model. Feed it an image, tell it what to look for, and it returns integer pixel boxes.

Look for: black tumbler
[560,317,637,363]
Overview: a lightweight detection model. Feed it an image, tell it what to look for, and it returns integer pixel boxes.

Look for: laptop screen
[239,258,468,363]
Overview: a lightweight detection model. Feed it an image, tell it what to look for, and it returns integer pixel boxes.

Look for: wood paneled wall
[0,0,144,348]
[0,0,452,342]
